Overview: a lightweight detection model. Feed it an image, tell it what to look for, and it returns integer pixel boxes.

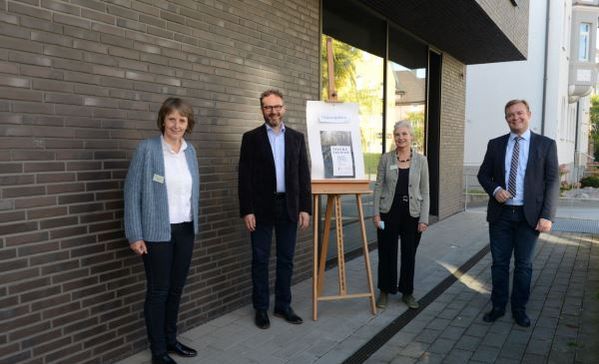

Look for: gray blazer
[124,136,200,243]
[373,150,430,224]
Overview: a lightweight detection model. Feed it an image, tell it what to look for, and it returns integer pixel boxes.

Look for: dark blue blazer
[477,131,559,228]
[238,124,311,223]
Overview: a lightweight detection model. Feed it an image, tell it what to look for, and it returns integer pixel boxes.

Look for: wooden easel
[309,38,376,319]
[311,179,377,320]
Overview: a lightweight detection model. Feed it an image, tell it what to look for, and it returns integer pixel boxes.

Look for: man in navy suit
[238,89,311,329]
[477,99,559,327]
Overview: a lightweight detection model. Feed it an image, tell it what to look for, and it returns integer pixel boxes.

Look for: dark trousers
[489,206,539,313]
[142,222,194,356]
[251,198,297,311]
[377,206,421,295]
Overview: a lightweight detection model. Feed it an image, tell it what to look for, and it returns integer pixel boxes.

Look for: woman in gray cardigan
[372,121,430,310]
[124,98,200,364]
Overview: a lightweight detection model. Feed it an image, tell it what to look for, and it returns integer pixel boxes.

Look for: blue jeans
[489,206,539,313]
[251,198,297,311]
[142,222,194,356]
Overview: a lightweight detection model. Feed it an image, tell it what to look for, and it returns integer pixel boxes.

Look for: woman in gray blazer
[372,121,430,310]
[124,98,200,364]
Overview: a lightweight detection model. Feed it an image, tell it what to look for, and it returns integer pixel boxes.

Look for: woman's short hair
[156,97,195,135]
[393,120,414,136]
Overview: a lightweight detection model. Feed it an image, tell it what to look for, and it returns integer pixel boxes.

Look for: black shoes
[512,311,531,327]
[255,309,270,329]
[152,340,196,363]
[482,308,505,323]
[274,307,303,324]
[167,341,197,357]
[483,307,531,327]
[152,354,177,364]
[255,307,303,328]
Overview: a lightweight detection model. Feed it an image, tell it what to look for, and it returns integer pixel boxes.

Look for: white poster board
[306,101,365,179]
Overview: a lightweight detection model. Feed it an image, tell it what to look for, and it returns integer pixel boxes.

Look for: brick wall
[438,54,466,219]
[0,0,320,362]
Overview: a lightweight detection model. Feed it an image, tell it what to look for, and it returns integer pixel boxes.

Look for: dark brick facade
[0,0,529,363]
[0,0,319,362]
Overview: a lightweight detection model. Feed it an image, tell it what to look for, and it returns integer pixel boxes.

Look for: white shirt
[161,136,193,223]
[265,123,286,193]
[504,129,530,206]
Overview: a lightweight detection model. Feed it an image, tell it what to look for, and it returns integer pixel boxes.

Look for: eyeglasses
[262,105,284,112]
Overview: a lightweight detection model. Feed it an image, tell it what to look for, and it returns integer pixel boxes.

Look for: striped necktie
[507,136,521,198]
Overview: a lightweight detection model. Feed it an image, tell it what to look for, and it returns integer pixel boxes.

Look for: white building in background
[464,0,598,185]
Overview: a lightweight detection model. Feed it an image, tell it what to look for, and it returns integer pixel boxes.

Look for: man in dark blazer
[477,99,559,327]
[238,89,311,329]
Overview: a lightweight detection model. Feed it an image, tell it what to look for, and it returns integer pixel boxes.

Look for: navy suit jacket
[238,124,311,223]
[477,131,559,228]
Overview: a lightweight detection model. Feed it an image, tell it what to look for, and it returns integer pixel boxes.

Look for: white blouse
[161,136,193,224]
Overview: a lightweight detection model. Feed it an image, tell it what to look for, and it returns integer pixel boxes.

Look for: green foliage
[560,182,573,190]
[321,36,359,101]
[320,36,382,116]
[363,153,381,176]
[591,95,599,126]
[590,95,599,160]
[321,35,385,158]
[580,175,599,188]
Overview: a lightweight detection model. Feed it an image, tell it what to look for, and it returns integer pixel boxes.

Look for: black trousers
[251,197,297,311]
[377,205,421,295]
[142,222,194,356]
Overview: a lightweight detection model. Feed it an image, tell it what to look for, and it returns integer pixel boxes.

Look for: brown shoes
[376,292,388,308]
[402,294,420,309]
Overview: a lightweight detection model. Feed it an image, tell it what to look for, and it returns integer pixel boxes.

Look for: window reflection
[318,23,428,259]
[386,25,428,155]
[386,63,426,153]
[321,35,383,180]
[579,23,591,61]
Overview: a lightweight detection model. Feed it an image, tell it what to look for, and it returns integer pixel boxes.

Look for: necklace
[396,150,411,163]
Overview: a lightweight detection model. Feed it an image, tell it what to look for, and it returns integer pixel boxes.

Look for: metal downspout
[574,100,580,182]
[382,22,389,154]
[541,0,550,136]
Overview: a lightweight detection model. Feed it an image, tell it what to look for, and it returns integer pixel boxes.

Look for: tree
[320,36,382,116]
[321,36,359,101]
[321,36,385,158]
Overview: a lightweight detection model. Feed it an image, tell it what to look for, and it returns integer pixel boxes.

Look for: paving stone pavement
[115,209,599,364]
[115,211,490,364]
[364,231,599,364]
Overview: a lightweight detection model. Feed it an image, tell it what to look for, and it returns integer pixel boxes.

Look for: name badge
[390,164,398,170]
[153,174,165,183]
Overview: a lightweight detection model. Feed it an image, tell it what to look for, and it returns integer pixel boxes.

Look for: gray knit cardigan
[124,136,200,243]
